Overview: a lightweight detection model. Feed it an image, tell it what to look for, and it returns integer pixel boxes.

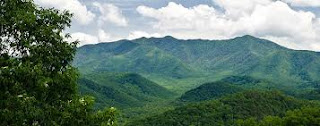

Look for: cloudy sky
[34,0,320,51]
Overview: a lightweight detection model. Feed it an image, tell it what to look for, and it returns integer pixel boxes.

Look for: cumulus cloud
[70,32,100,46]
[214,0,272,19]
[98,29,112,42]
[127,31,162,40]
[68,29,115,46]
[136,1,320,51]
[93,2,128,27]
[137,3,219,31]
[69,32,99,46]
[34,0,95,25]
[283,0,320,7]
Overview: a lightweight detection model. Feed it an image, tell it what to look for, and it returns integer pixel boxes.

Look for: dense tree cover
[221,76,262,85]
[74,34,320,94]
[127,91,320,126]
[179,81,243,102]
[219,90,307,120]
[294,81,320,100]
[178,76,300,104]
[236,107,320,126]
[220,76,290,91]
[179,76,320,105]
[78,72,178,124]
[0,0,115,125]
[127,101,233,126]
[78,72,175,109]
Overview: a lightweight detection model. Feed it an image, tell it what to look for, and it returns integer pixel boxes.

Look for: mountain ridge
[127,90,317,126]
[74,35,320,93]
[78,72,175,109]
[79,35,291,51]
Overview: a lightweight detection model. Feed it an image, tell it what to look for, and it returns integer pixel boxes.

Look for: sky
[34,0,320,51]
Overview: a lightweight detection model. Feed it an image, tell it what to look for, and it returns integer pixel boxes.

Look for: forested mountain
[179,81,243,102]
[78,72,175,109]
[178,76,282,102]
[127,91,320,126]
[74,35,320,94]
[73,35,320,125]
[6,0,320,125]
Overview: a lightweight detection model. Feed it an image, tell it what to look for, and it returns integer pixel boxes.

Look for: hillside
[78,72,175,109]
[178,76,279,102]
[127,91,319,126]
[179,81,243,102]
[74,35,320,94]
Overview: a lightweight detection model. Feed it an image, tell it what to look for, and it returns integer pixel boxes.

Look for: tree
[284,107,320,126]
[235,107,320,126]
[0,0,115,125]
[236,117,259,126]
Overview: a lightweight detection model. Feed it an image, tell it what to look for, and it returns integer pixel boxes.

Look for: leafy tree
[0,0,115,125]
[236,107,320,126]
[284,107,320,126]
[236,117,258,126]
[259,116,283,126]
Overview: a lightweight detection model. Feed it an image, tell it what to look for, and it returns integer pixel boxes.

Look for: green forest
[0,0,115,125]
[2,0,320,126]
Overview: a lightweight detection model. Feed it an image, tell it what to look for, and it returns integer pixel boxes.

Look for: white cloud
[262,36,302,50]
[98,29,112,42]
[214,0,272,19]
[249,2,316,40]
[283,0,320,7]
[69,29,118,46]
[137,3,218,30]
[70,32,99,46]
[34,0,95,25]
[136,1,320,51]
[127,31,162,40]
[93,2,128,27]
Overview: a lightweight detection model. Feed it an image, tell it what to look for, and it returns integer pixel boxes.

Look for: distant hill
[179,81,243,102]
[78,72,175,109]
[74,35,320,93]
[220,76,288,90]
[127,91,318,126]
[178,76,306,103]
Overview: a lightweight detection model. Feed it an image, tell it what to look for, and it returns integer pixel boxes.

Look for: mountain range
[73,35,320,124]
[74,35,320,94]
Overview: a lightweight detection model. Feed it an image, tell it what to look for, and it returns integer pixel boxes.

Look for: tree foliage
[236,107,320,126]
[127,91,316,126]
[0,0,115,125]
[179,81,243,102]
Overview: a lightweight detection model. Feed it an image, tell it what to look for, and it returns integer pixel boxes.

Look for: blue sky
[35,0,320,51]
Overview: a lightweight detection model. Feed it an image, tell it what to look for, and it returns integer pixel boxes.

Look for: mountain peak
[235,35,259,40]
[162,36,177,40]
[134,36,177,42]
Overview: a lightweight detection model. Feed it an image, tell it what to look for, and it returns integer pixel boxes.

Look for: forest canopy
[0,0,115,125]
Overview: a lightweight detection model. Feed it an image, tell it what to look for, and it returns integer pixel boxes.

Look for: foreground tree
[236,107,320,126]
[0,0,115,125]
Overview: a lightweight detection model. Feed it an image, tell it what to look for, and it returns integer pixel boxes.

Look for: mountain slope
[74,35,320,93]
[78,72,175,109]
[127,91,318,126]
[179,81,243,102]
